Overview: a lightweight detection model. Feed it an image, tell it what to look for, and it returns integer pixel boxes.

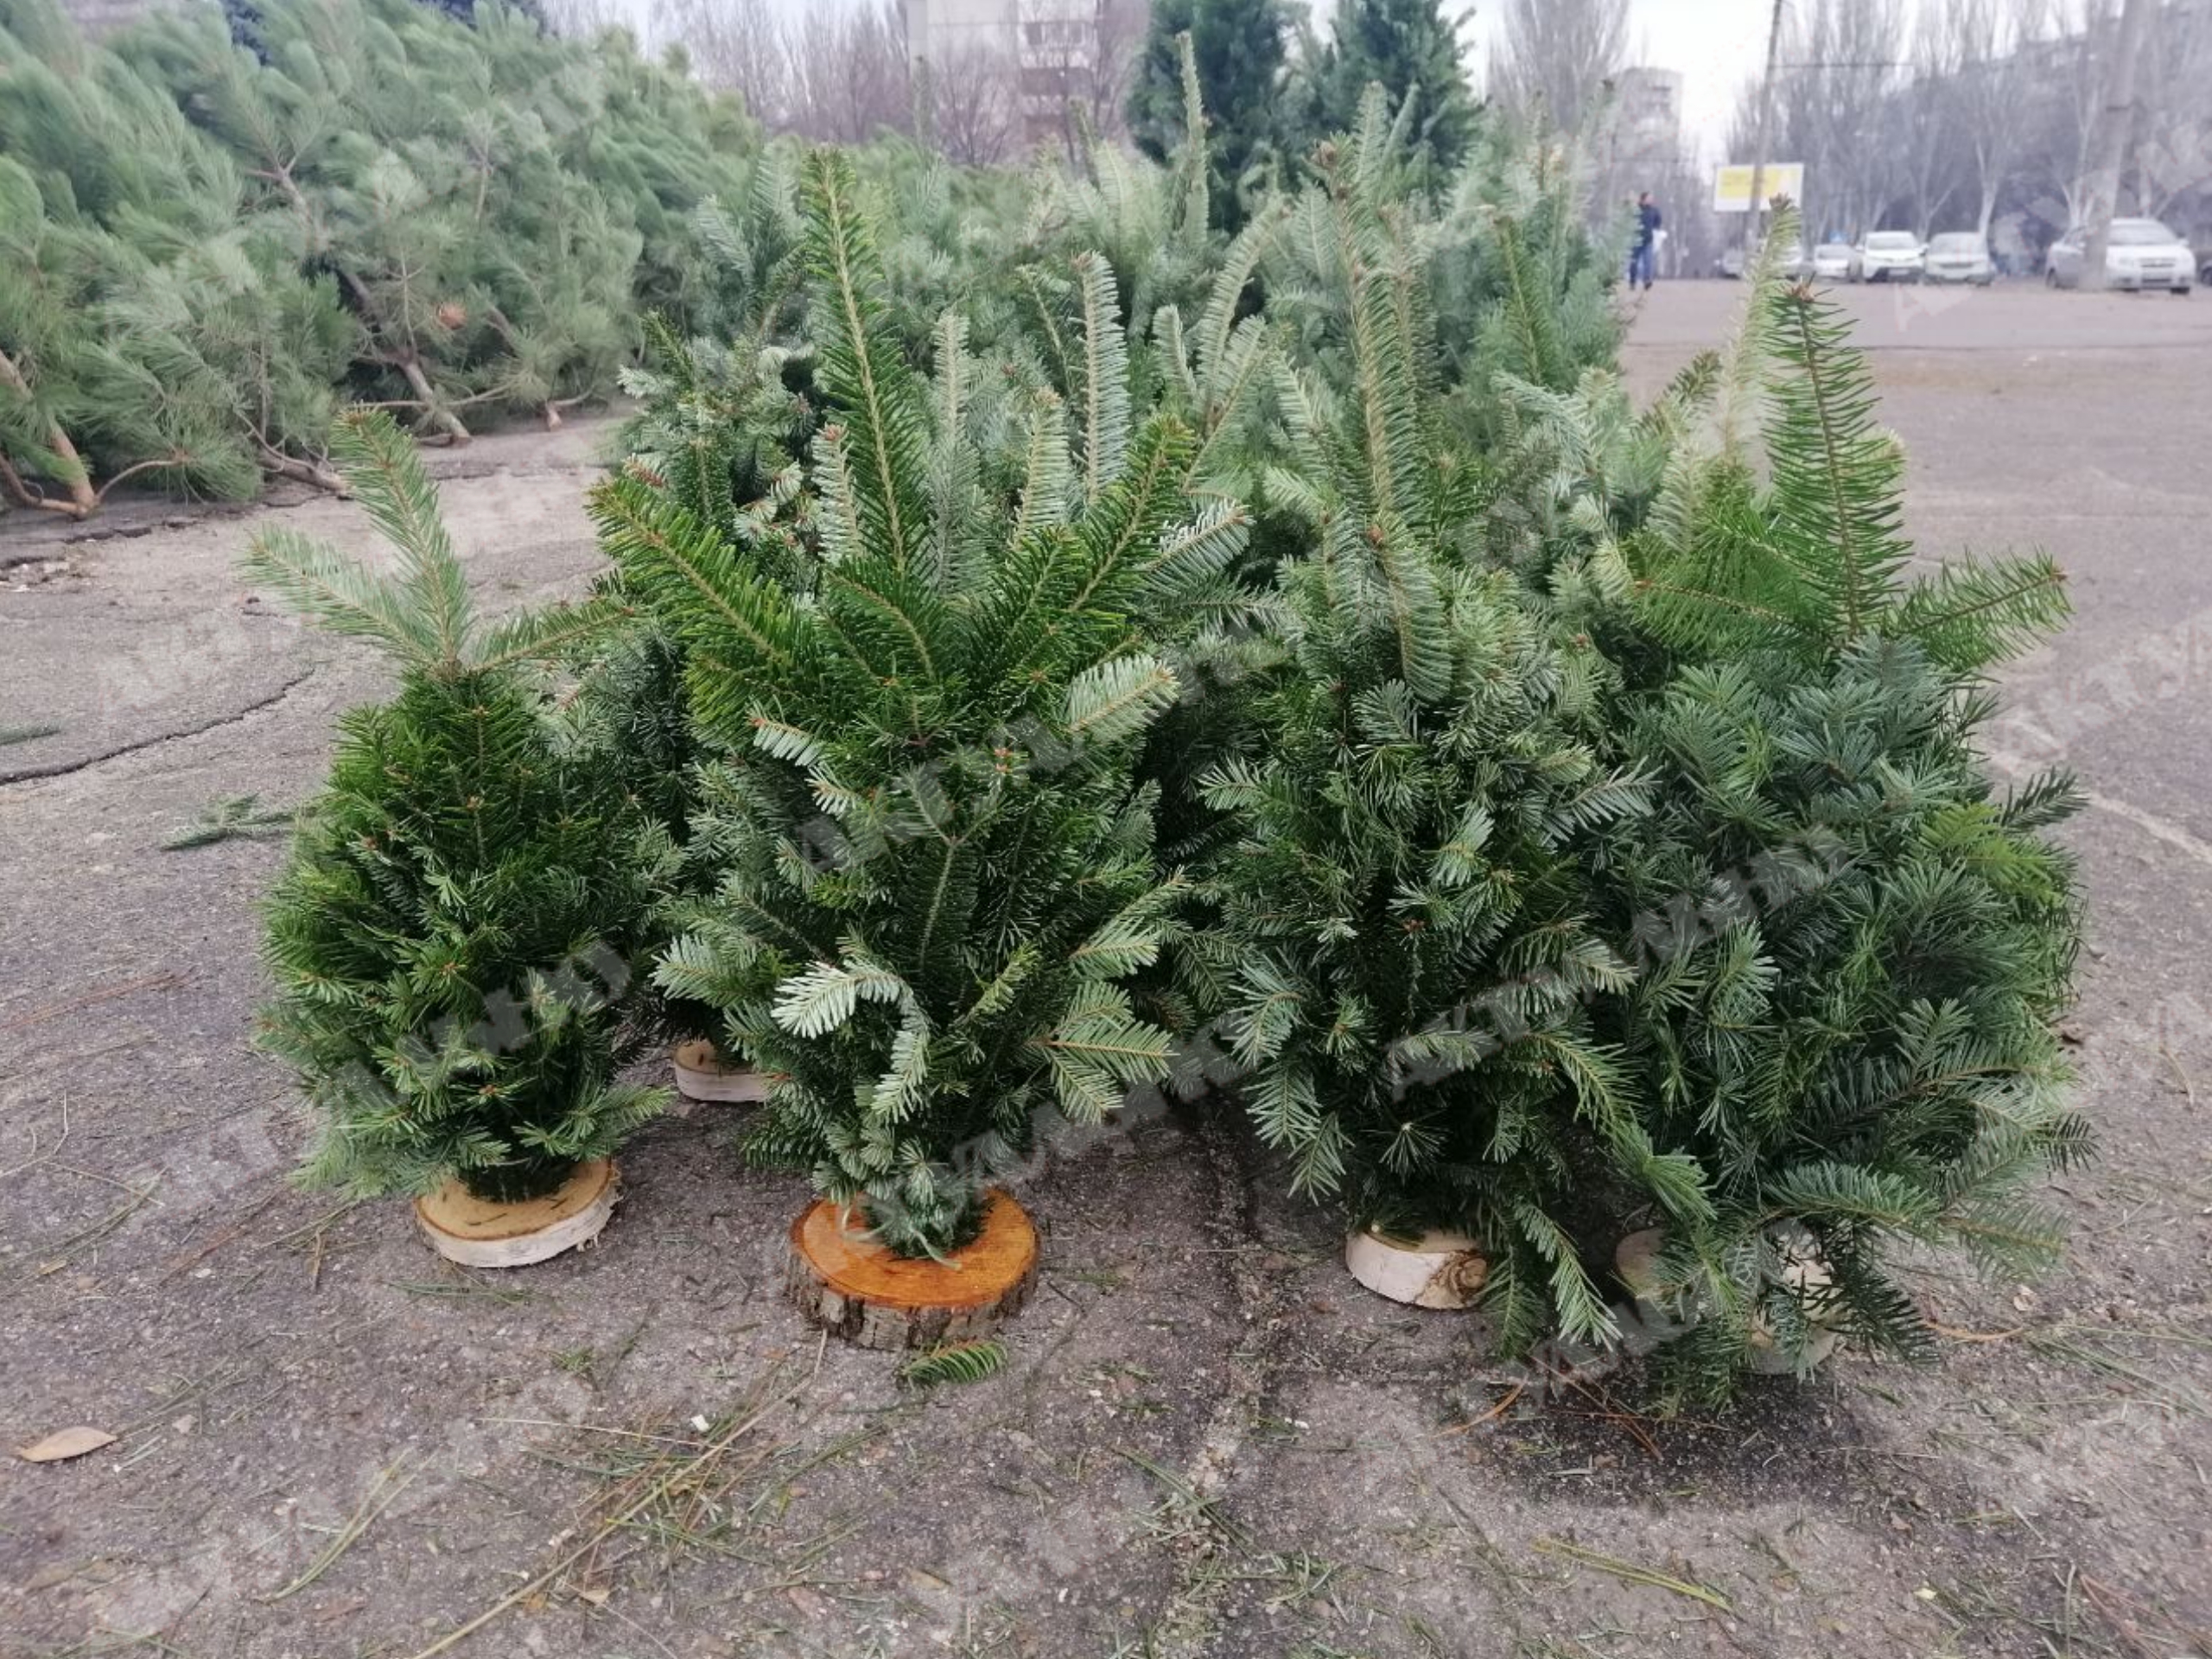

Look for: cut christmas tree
[1596,226,2087,1395]
[596,152,1230,1344]
[1186,127,1703,1351]
[245,410,664,1264]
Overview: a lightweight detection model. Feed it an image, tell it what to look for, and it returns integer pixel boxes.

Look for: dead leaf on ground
[16,1427,117,1464]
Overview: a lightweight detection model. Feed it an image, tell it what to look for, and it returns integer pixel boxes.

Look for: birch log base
[1615,1227,1671,1315]
[413,1160,619,1268]
[1343,1227,1489,1309]
[1616,1225,1840,1374]
[786,1191,1039,1351]
[672,1039,770,1104]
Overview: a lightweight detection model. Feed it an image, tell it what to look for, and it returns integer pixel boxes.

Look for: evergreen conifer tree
[1592,232,2087,1394]
[1185,121,1695,1352]
[0,0,354,509]
[1304,0,1479,174]
[594,154,1251,1256]
[1128,0,1292,229]
[246,411,663,1202]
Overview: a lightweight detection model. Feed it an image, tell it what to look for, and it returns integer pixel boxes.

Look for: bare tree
[785,0,913,143]
[1899,3,1964,234]
[1942,0,2045,237]
[916,38,1023,167]
[1033,0,1148,151]
[1723,0,1905,239]
[661,0,794,129]
[2080,0,2156,280]
[2123,0,2212,218]
[1490,0,1630,137]
[2018,0,2117,227]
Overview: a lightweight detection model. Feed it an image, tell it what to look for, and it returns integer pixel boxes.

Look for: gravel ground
[3,281,2209,1659]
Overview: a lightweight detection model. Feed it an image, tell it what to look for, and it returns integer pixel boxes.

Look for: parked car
[1857,231,1926,283]
[1715,240,1809,280]
[1812,241,1860,283]
[2196,248,2211,287]
[1924,232,1995,284]
[2046,219,2196,293]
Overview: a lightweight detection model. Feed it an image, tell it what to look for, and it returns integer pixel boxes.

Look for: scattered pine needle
[1440,1382,1525,1435]
[161,793,293,850]
[403,1356,811,1659]
[1534,1537,1734,1611]
[899,1339,1008,1389]
[262,1459,413,1603]
[1928,1321,2028,1344]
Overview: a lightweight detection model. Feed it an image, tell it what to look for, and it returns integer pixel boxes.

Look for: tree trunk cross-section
[786,1190,1039,1351]
[672,1039,770,1104]
[1343,1226,1488,1309]
[414,1158,618,1268]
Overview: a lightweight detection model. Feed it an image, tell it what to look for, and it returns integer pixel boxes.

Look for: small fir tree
[247,411,663,1202]
[594,154,1245,1257]
[1598,235,2088,1394]
[1185,121,1697,1352]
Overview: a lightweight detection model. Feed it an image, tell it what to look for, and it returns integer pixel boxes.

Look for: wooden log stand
[1616,1225,1841,1374]
[785,1190,1039,1351]
[672,1039,769,1105]
[414,1159,619,1268]
[1343,1226,1489,1309]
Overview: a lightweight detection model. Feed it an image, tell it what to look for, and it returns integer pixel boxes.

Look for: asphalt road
[1,283,2208,1658]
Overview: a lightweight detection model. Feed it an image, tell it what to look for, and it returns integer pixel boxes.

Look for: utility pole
[1741,0,1789,255]
[2081,0,2156,289]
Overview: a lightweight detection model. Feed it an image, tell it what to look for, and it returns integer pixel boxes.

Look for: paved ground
[3,282,2210,1659]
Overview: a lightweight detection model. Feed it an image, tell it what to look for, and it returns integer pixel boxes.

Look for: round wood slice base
[1344,1227,1489,1310]
[1618,1225,1843,1374]
[1616,1227,1669,1307]
[786,1191,1039,1351]
[1748,1326,1841,1375]
[672,1039,769,1104]
[414,1160,619,1268]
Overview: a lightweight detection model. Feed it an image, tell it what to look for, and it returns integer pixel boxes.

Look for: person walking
[1629,191,1662,291]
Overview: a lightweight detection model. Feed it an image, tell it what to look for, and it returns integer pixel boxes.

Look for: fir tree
[594,153,1248,1256]
[1184,121,1693,1353]
[1595,229,2087,1395]
[245,410,663,1202]
[1304,0,1480,174]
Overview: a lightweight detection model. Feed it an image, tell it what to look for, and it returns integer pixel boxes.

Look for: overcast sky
[1466,1,1783,159]
[715,0,1867,163]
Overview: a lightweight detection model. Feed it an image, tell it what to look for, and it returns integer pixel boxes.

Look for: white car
[2046,219,2196,293]
[1856,231,1926,283]
[1716,241,1810,280]
[1812,241,1859,283]
[1924,232,1994,285]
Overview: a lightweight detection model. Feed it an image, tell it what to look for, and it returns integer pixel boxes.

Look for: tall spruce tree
[1305,0,1479,173]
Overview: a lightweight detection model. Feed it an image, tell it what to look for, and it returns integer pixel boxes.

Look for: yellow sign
[1713,163,1806,213]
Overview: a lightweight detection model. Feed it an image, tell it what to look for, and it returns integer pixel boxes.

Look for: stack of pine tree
[0,0,764,513]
